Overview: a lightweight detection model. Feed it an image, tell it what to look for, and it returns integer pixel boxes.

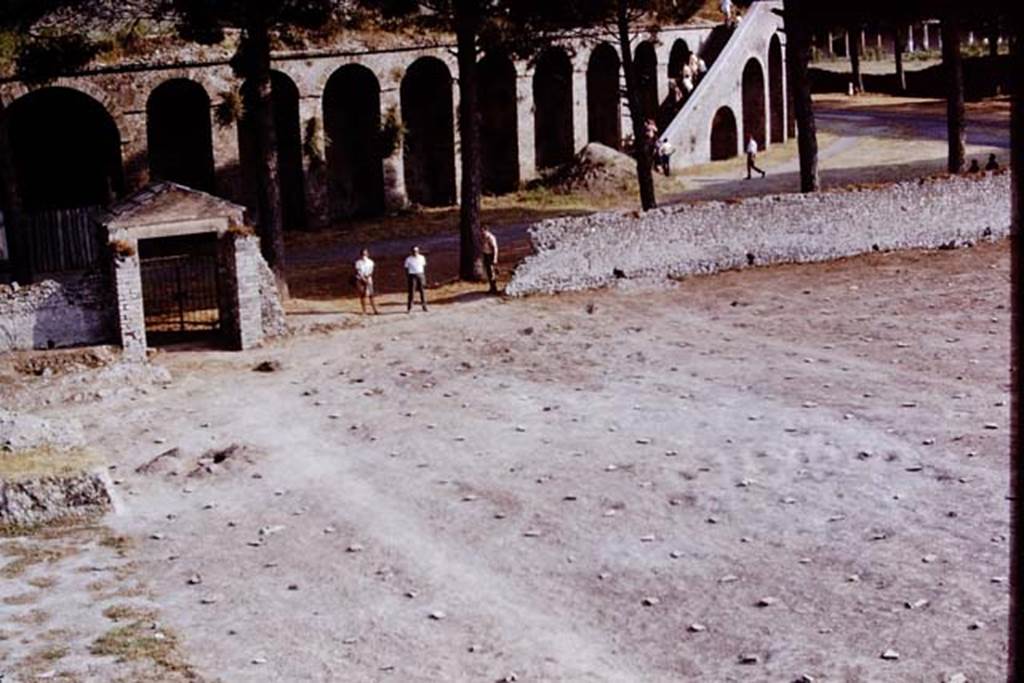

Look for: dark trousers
[747,153,765,178]
[407,273,426,310]
[482,253,497,293]
[657,153,672,176]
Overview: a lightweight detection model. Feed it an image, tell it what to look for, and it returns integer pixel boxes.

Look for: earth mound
[533,143,638,195]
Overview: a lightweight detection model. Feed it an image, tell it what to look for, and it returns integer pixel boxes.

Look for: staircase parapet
[660,0,785,168]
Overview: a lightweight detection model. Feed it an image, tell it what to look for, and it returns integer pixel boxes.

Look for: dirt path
[3,240,1010,681]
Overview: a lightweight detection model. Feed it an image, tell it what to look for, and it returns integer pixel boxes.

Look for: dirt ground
[0,239,1011,682]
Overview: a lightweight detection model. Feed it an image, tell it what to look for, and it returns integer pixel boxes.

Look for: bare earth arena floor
[0,240,1010,681]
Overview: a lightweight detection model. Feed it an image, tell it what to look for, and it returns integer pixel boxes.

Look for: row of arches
[3,34,777,226]
[710,34,786,161]
[2,52,533,224]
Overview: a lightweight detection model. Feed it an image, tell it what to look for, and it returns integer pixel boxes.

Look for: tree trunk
[941,17,966,174]
[454,0,485,281]
[988,23,999,58]
[894,25,907,94]
[785,0,819,193]
[244,13,289,298]
[1008,10,1023,682]
[617,0,657,211]
[848,24,864,94]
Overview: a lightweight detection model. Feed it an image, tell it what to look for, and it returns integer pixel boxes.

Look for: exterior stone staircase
[660,0,787,167]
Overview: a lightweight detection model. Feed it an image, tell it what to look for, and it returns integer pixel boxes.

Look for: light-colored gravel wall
[506,173,1012,296]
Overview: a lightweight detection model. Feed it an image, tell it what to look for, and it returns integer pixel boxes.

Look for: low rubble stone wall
[0,272,116,352]
[507,173,1012,296]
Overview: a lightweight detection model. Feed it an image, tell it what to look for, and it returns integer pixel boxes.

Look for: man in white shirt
[746,136,766,179]
[480,227,499,295]
[353,248,379,315]
[656,139,674,177]
[404,245,428,312]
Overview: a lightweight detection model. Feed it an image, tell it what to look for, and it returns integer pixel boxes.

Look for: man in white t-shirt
[480,227,499,295]
[746,136,766,179]
[404,245,428,312]
[353,248,379,315]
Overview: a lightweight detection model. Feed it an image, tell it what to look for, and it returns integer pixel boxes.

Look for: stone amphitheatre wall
[0,24,728,236]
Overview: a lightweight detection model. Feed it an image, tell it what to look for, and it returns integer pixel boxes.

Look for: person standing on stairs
[746,136,767,179]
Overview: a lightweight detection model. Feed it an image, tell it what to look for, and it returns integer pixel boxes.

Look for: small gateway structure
[104,183,279,358]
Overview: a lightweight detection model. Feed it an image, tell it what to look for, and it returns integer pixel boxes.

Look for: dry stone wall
[507,173,1013,296]
[0,272,116,352]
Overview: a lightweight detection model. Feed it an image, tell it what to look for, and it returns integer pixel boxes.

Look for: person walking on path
[481,226,500,295]
[746,136,766,179]
[353,248,379,316]
[404,246,428,313]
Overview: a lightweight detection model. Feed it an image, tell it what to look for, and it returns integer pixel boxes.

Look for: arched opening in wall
[239,71,307,231]
[741,58,766,151]
[634,41,659,124]
[533,47,575,170]
[709,106,738,161]
[6,87,124,212]
[147,79,215,193]
[768,35,785,144]
[586,43,621,149]
[667,39,691,82]
[400,57,456,207]
[323,64,385,221]
[478,52,519,195]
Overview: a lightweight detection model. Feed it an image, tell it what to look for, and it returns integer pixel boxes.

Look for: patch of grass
[0,446,100,481]
[39,627,76,642]
[13,644,72,680]
[0,518,97,539]
[98,532,135,555]
[27,575,58,589]
[35,645,69,662]
[10,608,50,626]
[3,592,40,606]
[0,542,78,579]
[103,604,158,622]
[90,619,196,679]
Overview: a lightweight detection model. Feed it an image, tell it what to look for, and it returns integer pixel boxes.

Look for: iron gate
[140,252,220,336]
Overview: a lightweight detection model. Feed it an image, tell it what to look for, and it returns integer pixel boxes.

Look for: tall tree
[170,0,343,297]
[779,0,819,192]
[941,14,966,173]
[847,22,864,94]
[453,0,485,280]
[568,0,703,211]
[894,24,907,93]
[1009,5,1023,680]
[366,0,569,281]
[373,0,699,276]
[614,0,657,211]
